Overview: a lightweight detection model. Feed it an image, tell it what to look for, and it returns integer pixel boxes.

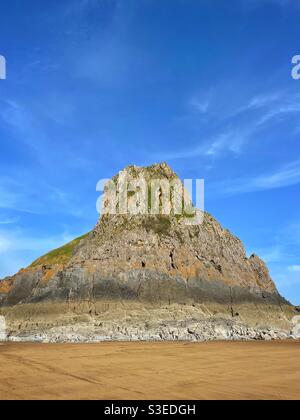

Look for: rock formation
[0,163,297,342]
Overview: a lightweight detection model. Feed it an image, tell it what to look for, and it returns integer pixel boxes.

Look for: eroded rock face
[0,163,289,308]
[291,316,300,339]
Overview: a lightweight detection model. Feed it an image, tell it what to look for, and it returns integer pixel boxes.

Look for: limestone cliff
[0,163,287,309]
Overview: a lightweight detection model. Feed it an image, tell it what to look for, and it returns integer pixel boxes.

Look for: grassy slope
[30,233,90,268]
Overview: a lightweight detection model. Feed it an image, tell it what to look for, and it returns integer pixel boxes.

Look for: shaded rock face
[0,163,288,308]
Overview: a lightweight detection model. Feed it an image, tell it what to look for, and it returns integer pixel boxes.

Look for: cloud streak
[217,159,300,195]
[166,89,300,163]
[288,265,300,272]
[0,217,19,225]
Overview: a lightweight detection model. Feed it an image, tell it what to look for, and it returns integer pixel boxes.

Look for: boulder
[0,316,7,341]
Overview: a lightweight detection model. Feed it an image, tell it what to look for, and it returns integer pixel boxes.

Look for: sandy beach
[0,340,299,400]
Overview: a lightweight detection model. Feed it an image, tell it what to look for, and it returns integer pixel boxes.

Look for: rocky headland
[0,163,298,342]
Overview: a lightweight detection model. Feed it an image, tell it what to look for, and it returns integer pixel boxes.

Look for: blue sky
[0,0,299,304]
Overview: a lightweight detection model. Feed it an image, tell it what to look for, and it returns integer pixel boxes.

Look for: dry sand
[0,341,299,400]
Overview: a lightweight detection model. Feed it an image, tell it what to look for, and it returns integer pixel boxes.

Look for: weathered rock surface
[0,163,296,342]
[0,316,7,341]
[291,316,300,339]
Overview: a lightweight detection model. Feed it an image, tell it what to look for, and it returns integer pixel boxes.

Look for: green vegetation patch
[30,233,90,268]
[142,216,171,236]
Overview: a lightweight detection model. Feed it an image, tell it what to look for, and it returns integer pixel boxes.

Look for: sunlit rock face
[291,316,300,339]
[0,316,7,341]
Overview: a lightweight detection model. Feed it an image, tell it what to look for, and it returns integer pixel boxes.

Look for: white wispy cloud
[189,98,210,114]
[0,216,19,225]
[237,91,300,126]
[246,92,282,110]
[288,265,300,272]
[189,90,214,114]
[218,159,300,195]
[204,132,232,156]
[205,128,251,156]
[257,102,300,126]
[175,89,300,163]
[159,125,253,161]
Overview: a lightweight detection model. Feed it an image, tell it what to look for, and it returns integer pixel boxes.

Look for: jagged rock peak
[113,162,179,180]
